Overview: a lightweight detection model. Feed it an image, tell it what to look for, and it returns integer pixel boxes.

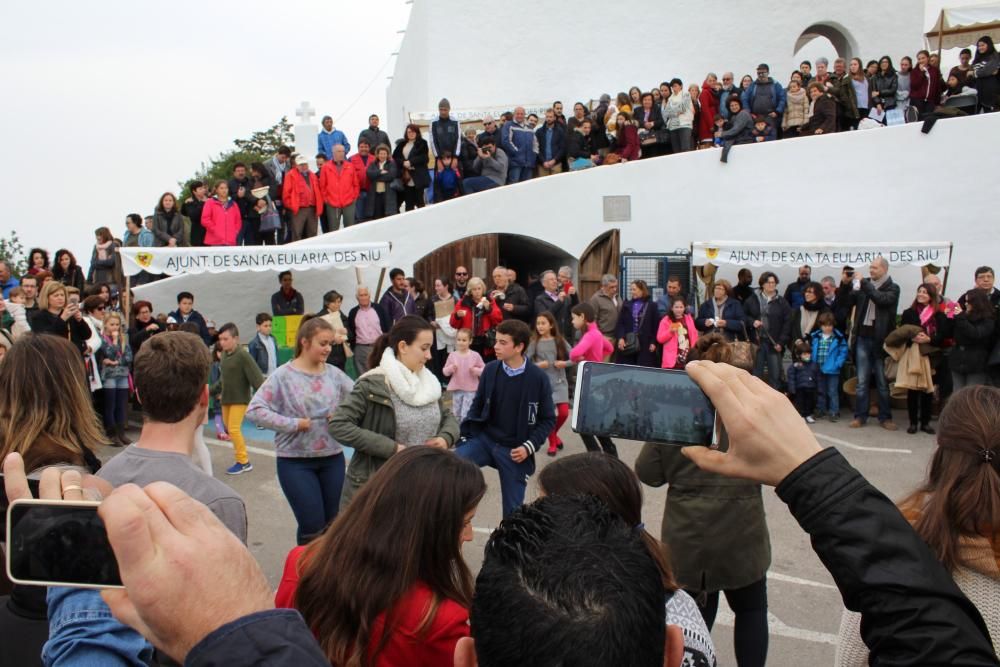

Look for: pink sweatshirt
[570,323,613,363]
[443,349,485,392]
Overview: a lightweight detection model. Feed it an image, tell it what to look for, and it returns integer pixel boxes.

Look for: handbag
[621,332,639,356]
[730,322,759,372]
[259,200,281,232]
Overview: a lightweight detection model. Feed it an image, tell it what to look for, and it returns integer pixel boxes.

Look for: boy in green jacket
[212,323,264,474]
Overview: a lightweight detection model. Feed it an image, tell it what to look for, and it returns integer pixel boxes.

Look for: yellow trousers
[222,404,249,464]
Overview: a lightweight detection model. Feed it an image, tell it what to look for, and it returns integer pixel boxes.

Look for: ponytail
[368,315,434,371]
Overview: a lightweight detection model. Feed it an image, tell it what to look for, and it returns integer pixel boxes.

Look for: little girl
[442,328,484,422]
[527,311,574,456]
[570,303,617,457]
[210,342,230,441]
[657,297,698,369]
[96,312,133,446]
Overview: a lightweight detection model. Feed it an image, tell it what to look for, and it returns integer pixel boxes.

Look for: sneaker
[226,462,253,475]
[849,419,864,428]
[880,421,898,432]
[805,415,816,424]
[217,432,231,441]
[829,413,840,423]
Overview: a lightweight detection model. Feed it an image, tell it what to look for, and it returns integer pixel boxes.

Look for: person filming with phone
[28,281,92,356]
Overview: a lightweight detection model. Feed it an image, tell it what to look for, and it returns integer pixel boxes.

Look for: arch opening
[793,21,859,61]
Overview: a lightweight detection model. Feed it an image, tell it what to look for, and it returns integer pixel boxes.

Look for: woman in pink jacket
[569,303,617,457]
[201,180,243,246]
[657,297,699,369]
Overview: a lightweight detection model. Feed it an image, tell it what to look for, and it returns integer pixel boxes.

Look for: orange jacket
[282,168,322,216]
[319,160,360,208]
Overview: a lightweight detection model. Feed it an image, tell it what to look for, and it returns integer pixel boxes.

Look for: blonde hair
[465,276,486,297]
[0,335,108,472]
[103,312,126,351]
[38,280,67,311]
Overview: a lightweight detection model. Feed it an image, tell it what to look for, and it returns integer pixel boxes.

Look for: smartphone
[572,362,718,446]
[6,499,123,589]
[68,295,80,306]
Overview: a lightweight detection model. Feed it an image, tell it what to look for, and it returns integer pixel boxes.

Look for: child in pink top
[443,329,484,421]
[570,303,614,363]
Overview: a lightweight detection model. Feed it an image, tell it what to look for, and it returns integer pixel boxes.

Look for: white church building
[386,0,925,135]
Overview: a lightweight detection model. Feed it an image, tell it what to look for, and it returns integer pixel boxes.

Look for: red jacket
[200,197,242,246]
[349,153,374,191]
[449,296,503,337]
[282,168,321,216]
[910,65,943,103]
[614,124,640,161]
[275,546,469,667]
[319,160,360,208]
[698,83,721,142]
[657,314,699,368]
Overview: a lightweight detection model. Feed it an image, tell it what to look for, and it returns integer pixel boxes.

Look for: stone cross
[295,101,316,125]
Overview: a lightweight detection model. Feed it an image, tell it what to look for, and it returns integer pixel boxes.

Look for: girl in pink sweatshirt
[570,303,614,363]
[443,328,484,421]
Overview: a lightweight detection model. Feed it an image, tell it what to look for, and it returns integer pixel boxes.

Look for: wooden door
[413,234,499,291]
[578,230,620,302]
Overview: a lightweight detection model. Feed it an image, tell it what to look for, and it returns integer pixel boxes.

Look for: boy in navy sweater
[456,319,556,517]
[788,341,821,423]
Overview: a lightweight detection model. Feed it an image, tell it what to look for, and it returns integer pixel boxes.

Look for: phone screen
[6,500,122,588]
[572,362,717,446]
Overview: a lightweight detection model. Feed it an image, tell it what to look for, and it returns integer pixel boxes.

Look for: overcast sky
[1,0,990,269]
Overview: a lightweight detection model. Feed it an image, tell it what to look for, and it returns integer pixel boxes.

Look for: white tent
[926,4,1000,51]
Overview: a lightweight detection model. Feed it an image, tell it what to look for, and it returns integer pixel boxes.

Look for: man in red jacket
[281,155,321,241]
[349,140,375,223]
[319,144,359,233]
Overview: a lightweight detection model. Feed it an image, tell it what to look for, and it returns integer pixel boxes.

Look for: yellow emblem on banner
[705,247,719,260]
[136,253,153,268]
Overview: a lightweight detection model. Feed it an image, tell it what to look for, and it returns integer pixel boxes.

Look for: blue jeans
[276,453,345,545]
[506,165,533,184]
[455,435,535,517]
[753,346,783,390]
[101,386,128,430]
[355,191,368,222]
[462,176,501,193]
[854,336,891,422]
[818,373,841,415]
[44,587,153,666]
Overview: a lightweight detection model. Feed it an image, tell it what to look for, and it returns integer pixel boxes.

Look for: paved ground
[114,407,935,666]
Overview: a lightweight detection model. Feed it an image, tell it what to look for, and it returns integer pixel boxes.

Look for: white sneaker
[805,416,816,424]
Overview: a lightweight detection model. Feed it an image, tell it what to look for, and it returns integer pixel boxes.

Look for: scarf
[378,348,441,407]
[799,307,820,338]
[919,304,937,336]
[96,240,113,261]
[863,276,889,327]
[713,298,727,320]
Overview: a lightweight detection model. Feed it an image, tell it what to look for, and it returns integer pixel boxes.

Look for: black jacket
[776,448,998,666]
[186,609,330,666]
[534,291,577,342]
[345,302,391,347]
[28,309,92,356]
[632,105,664,132]
[459,360,556,454]
[614,297,661,367]
[494,282,532,323]
[849,277,901,352]
[534,123,567,163]
[950,313,996,374]
[788,304,831,345]
[392,138,430,189]
[565,129,595,160]
[742,291,792,348]
[270,290,304,316]
[459,137,480,177]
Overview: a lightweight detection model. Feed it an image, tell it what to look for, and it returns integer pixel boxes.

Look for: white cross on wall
[295,101,316,125]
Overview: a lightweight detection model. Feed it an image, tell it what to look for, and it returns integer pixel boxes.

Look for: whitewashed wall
[386,0,924,137]
[135,113,1000,337]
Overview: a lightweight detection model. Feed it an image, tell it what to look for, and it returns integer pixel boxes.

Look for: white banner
[691,241,952,269]
[119,242,391,276]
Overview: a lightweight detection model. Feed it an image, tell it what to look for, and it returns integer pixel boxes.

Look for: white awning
[691,241,952,268]
[926,4,1000,50]
[119,242,391,276]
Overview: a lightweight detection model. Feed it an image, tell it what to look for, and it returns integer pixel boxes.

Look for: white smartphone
[572,361,719,447]
[5,498,123,589]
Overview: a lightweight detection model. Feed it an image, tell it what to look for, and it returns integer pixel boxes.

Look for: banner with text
[119,243,391,276]
[691,242,952,268]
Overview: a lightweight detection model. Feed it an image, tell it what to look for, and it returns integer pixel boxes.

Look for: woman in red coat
[200,180,243,246]
[910,49,944,118]
[610,112,640,161]
[698,74,721,147]
[277,447,486,667]
[450,276,503,358]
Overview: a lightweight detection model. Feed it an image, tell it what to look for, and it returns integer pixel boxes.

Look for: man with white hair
[346,285,390,375]
[491,265,532,323]
[590,274,621,359]
[719,72,740,119]
[848,257,900,430]
[500,106,538,184]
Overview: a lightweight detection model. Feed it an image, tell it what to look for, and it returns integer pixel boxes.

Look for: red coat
[349,153,374,191]
[319,160,360,208]
[200,197,242,246]
[698,83,721,142]
[450,296,503,338]
[657,314,699,369]
[614,124,640,161]
[282,168,322,216]
[275,546,469,667]
[910,65,943,103]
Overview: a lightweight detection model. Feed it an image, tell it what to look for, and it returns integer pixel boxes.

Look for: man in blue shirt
[317,115,350,159]
[0,261,18,299]
[455,319,556,517]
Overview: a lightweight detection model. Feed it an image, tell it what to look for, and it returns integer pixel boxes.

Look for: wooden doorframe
[578,230,621,302]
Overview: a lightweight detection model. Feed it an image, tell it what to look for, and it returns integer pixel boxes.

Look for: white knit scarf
[378,348,441,407]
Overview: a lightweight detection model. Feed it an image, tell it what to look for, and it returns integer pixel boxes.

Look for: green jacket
[211,346,264,405]
[329,370,459,509]
[829,72,860,120]
[634,440,771,593]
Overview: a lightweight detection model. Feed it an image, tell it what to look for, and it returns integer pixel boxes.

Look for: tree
[0,230,27,276]
[178,117,295,201]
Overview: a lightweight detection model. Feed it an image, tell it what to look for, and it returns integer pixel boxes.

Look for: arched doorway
[793,21,859,61]
[578,230,620,302]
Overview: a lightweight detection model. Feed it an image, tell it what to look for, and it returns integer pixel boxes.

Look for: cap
[166,316,178,324]
[295,154,309,165]
[438,97,451,110]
